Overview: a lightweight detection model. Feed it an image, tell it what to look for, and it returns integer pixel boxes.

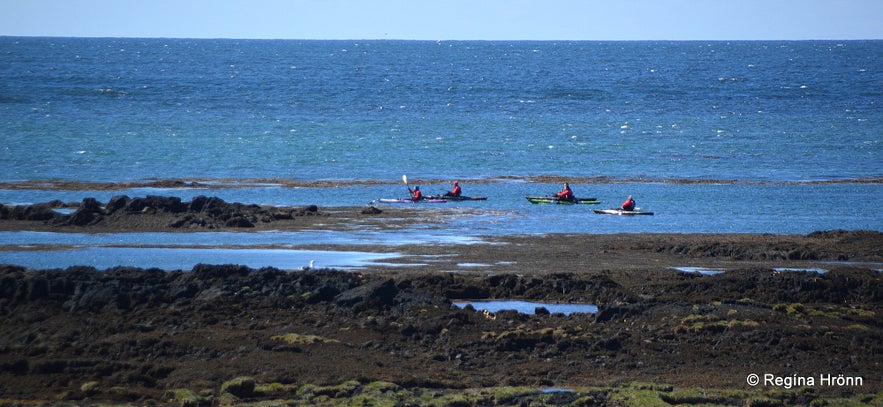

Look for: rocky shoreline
[1,197,882,405]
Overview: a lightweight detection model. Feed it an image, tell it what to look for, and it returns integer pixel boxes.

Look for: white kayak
[376,198,447,204]
[593,208,654,216]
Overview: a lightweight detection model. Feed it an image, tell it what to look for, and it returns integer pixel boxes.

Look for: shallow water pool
[453,300,598,315]
[670,266,726,275]
[0,247,399,271]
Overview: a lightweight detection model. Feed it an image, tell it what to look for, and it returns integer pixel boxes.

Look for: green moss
[254,382,295,397]
[628,382,674,392]
[271,333,340,345]
[787,303,806,314]
[340,381,405,407]
[728,319,760,328]
[674,312,761,334]
[423,393,472,406]
[490,386,536,404]
[80,381,100,396]
[746,396,785,406]
[608,388,670,407]
[216,391,239,406]
[681,314,722,324]
[220,376,255,398]
[11,378,877,407]
[809,397,872,407]
[659,387,736,405]
[296,383,318,397]
[362,380,401,394]
[311,380,361,399]
[845,307,875,318]
[169,388,210,407]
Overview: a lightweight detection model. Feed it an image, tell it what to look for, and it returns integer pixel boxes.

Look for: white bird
[302,260,315,271]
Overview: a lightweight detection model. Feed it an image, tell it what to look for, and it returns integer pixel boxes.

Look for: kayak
[426,195,487,201]
[377,198,447,204]
[593,208,654,216]
[525,196,600,205]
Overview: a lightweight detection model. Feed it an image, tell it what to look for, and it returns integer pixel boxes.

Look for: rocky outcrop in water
[0,196,327,229]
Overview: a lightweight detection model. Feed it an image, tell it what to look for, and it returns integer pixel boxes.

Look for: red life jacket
[557,188,573,200]
[621,198,635,211]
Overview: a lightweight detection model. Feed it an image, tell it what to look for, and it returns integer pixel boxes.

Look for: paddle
[403,174,418,200]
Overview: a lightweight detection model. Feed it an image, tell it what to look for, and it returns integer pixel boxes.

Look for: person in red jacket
[444,181,462,198]
[556,182,574,202]
[621,195,636,211]
[409,185,423,201]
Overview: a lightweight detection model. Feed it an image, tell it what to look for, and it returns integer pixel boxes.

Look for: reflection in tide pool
[0,230,483,247]
[773,267,827,274]
[0,247,399,271]
[453,300,598,315]
[670,266,725,275]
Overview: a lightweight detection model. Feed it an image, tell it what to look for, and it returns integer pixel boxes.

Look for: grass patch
[220,376,255,398]
[168,388,211,407]
[773,303,806,315]
[8,379,882,406]
[673,314,761,334]
[271,333,340,345]
[254,382,296,397]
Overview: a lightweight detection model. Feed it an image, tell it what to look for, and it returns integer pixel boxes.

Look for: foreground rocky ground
[0,198,882,406]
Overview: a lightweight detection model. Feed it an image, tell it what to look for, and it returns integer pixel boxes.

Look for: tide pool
[453,300,598,315]
[0,247,399,271]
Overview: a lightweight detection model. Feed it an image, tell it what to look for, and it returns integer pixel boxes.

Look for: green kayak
[525,196,601,205]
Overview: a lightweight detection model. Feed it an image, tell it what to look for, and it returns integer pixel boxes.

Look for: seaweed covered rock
[0,196,330,230]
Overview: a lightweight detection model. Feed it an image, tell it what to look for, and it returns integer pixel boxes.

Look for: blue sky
[2,0,881,40]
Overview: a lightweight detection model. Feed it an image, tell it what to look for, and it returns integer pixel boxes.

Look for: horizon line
[3,34,882,42]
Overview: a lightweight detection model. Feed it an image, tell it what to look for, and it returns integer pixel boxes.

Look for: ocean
[0,37,881,268]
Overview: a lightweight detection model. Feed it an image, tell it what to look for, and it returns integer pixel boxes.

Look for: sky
[1,0,881,41]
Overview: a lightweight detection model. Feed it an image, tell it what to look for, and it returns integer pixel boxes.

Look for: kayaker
[444,181,462,198]
[621,195,636,211]
[556,183,574,202]
[409,185,423,201]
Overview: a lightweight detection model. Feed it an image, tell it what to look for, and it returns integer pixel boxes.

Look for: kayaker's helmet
[415,186,420,190]
[454,181,459,185]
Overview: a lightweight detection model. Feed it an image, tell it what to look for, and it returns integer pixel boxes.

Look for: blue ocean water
[1,38,881,247]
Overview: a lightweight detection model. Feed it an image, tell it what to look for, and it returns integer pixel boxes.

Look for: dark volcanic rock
[361,206,383,214]
[224,216,255,228]
[127,195,187,213]
[2,195,331,230]
[594,302,651,322]
[104,195,131,214]
[0,203,59,221]
[66,197,104,225]
[0,260,881,403]
[335,278,399,309]
[192,263,252,280]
